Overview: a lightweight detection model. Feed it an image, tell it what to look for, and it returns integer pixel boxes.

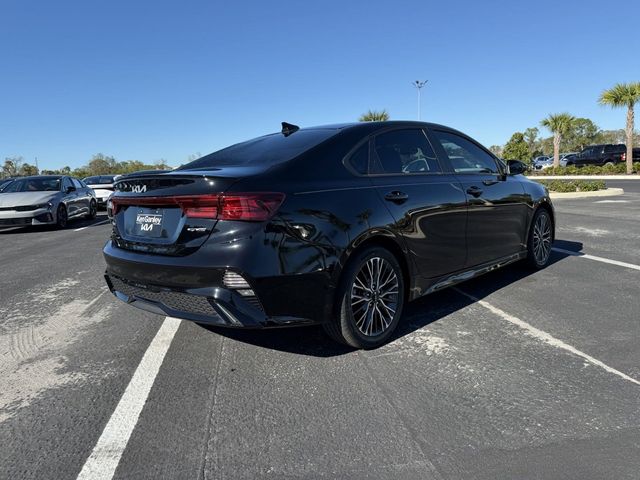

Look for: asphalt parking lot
[1,184,639,479]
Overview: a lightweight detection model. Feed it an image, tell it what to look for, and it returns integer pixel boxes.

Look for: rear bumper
[105,273,315,328]
[102,206,340,326]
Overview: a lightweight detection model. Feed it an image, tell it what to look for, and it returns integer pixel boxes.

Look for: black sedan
[103,121,554,348]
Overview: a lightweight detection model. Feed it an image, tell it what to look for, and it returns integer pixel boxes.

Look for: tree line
[1,154,171,180]
[493,82,640,174]
[492,124,639,163]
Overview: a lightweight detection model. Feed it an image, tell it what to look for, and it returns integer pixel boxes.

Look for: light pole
[412,80,428,120]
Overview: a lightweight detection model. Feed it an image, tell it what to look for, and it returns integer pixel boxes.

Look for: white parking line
[77,317,181,480]
[552,247,640,271]
[74,219,110,232]
[454,289,640,387]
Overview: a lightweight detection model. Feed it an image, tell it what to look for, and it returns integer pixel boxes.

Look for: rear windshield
[179,129,336,169]
[2,177,61,193]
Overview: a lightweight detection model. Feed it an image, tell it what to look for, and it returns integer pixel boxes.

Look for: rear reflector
[223,271,251,289]
[111,192,284,222]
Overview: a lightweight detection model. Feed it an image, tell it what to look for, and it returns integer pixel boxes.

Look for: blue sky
[1,0,639,170]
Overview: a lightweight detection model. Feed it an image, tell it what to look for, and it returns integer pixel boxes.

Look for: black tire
[86,199,97,219]
[323,246,405,349]
[56,204,68,229]
[525,208,553,269]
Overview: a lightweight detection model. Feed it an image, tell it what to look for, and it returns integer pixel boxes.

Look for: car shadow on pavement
[205,239,584,357]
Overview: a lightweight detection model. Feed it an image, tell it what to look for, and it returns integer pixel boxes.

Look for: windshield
[2,177,62,193]
[179,129,337,170]
[84,175,115,184]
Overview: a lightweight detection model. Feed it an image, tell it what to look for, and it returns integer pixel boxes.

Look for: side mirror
[66,186,76,193]
[506,160,527,175]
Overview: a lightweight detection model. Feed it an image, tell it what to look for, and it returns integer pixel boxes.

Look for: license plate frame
[134,210,163,238]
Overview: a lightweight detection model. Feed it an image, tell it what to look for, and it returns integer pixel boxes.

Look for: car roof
[297,121,463,137]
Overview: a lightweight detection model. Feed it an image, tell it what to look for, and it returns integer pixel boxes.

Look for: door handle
[384,191,409,203]
[482,179,500,186]
[466,186,483,197]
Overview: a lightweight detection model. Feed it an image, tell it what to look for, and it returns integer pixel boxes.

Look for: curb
[549,188,624,199]
[529,175,640,180]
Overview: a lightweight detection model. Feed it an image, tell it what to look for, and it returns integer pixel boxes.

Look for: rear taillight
[177,195,221,219]
[622,153,626,161]
[111,193,284,222]
[218,193,285,221]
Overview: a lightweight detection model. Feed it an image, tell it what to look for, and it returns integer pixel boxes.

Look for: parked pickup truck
[567,144,625,167]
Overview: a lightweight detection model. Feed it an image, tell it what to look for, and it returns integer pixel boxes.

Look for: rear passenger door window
[371,129,441,175]
[431,130,499,174]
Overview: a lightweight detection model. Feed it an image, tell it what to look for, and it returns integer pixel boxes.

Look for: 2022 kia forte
[103,121,554,348]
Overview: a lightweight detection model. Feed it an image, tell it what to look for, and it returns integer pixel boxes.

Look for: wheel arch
[531,200,555,241]
[331,231,413,305]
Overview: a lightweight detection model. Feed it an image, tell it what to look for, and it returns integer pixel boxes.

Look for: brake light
[622,152,626,161]
[218,193,285,221]
[178,195,220,219]
[110,193,284,222]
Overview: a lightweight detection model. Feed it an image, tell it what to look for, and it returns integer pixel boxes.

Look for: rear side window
[371,129,441,174]
[432,130,499,174]
[346,143,369,174]
[180,129,337,169]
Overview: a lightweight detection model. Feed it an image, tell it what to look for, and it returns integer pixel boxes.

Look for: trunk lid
[110,169,250,256]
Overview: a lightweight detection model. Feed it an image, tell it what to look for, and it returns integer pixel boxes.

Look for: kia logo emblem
[131,185,147,193]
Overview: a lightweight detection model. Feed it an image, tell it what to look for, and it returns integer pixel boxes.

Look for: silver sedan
[0,175,97,229]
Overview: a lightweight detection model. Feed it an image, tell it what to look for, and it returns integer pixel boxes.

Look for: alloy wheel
[532,212,552,265]
[350,257,399,337]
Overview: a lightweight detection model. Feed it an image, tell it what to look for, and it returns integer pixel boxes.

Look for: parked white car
[83,175,119,209]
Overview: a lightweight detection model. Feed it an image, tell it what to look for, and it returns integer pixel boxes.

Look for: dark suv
[568,144,625,167]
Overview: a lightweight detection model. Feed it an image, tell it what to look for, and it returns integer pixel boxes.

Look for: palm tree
[359,109,389,122]
[599,82,640,174]
[540,113,576,168]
